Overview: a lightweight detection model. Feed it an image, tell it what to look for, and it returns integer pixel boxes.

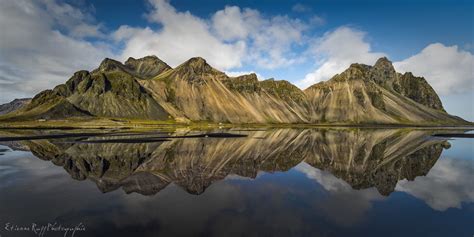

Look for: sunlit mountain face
[0,128,472,237]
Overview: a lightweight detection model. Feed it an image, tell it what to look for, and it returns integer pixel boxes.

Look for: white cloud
[393,43,474,95]
[43,0,105,38]
[211,6,253,41]
[114,0,311,70]
[0,0,113,104]
[212,6,308,69]
[297,27,385,89]
[113,0,246,70]
[115,1,309,70]
[395,157,474,211]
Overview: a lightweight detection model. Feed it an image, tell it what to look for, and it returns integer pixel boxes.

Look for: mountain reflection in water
[1,128,451,196]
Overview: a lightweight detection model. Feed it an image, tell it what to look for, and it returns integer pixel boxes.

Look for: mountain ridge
[0,98,32,115]
[0,55,470,126]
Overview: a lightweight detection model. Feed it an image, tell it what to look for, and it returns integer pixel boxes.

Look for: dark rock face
[260,79,307,103]
[0,98,31,115]
[395,72,445,111]
[96,58,124,73]
[369,58,444,111]
[66,71,169,119]
[370,57,398,85]
[66,71,92,94]
[223,73,260,93]
[13,89,91,119]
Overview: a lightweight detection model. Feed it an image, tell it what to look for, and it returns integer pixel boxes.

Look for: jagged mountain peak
[124,55,171,79]
[187,56,207,64]
[94,56,171,79]
[0,98,32,115]
[370,56,397,83]
[97,58,124,72]
[176,57,216,73]
[170,57,226,82]
[330,63,370,82]
[126,55,159,62]
[326,57,398,84]
[232,73,259,82]
[124,55,169,67]
[374,56,393,67]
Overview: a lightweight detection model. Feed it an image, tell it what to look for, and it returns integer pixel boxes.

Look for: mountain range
[0,55,469,125]
[0,98,31,115]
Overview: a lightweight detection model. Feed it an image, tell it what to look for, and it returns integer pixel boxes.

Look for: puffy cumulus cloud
[393,43,474,95]
[395,157,474,211]
[297,27,385,89]
[114,1,309,70]
[0,0,113,104]
[211,6,308,69]
[211,6,255,41]
[113,0,246,70]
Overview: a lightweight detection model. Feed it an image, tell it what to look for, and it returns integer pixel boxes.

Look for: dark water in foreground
[0,128,472,237]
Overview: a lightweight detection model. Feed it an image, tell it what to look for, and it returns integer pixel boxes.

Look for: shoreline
[0,119,473,130]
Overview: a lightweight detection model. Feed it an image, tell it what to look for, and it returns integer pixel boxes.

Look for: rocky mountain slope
[0,98,31,115]
[0,55,468,125]
[304,58,460,124]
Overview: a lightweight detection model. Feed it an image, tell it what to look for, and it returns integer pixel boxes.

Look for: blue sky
[0,0,473,120]
[90,0,473,56]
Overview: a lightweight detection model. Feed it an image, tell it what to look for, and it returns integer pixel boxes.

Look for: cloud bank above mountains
[0,0,114,101]
[114,0,309,70]
[0,0,472,106]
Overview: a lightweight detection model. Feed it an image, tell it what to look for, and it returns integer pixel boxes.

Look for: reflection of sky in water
[394,137,474,212]
[396,157,474,211]
[0,137,473,237]
[438,136,474,160]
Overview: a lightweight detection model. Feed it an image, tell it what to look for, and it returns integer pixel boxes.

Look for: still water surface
[0,128,472,237]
